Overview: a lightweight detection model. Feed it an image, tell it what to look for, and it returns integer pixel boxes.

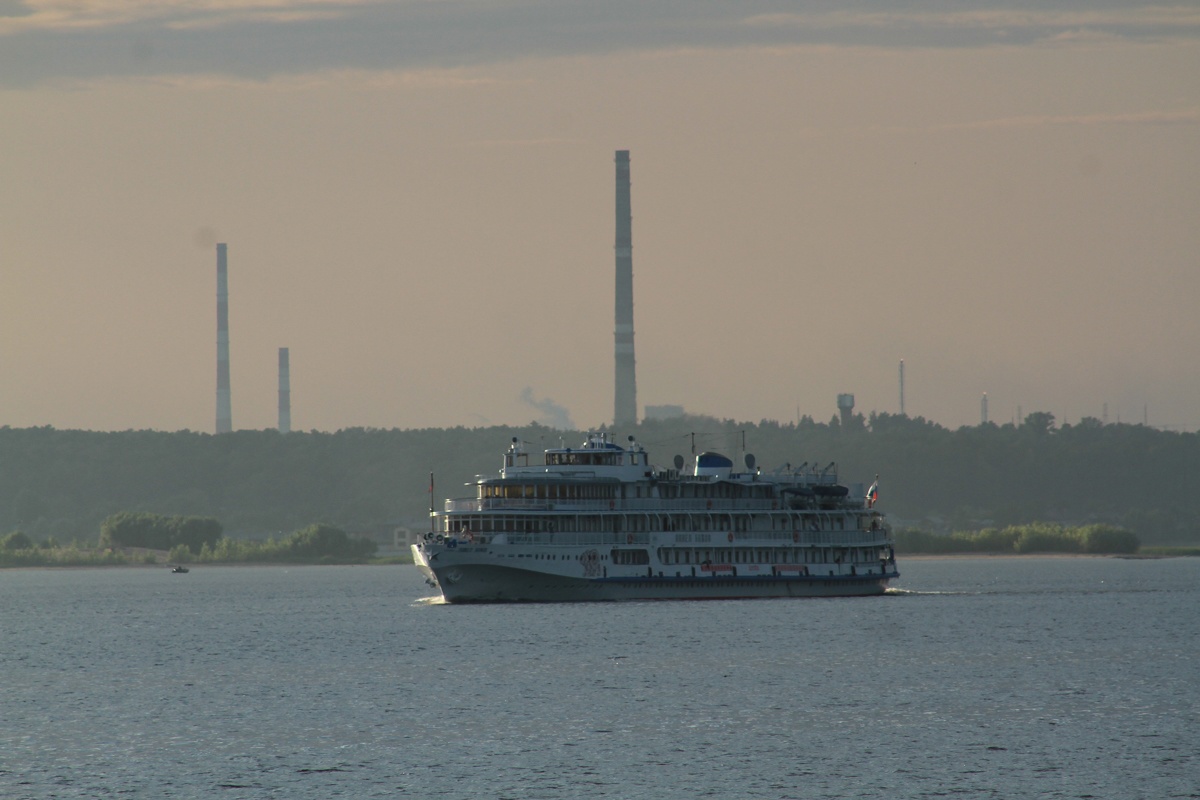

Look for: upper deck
[444,433,866,515]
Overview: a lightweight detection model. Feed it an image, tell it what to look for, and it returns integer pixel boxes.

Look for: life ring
[626,534,633,545]
[727,531,734,543]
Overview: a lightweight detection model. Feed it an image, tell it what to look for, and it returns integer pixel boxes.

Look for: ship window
[610,548,650,565]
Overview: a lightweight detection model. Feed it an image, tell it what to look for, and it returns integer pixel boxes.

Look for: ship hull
[414,547,895,603]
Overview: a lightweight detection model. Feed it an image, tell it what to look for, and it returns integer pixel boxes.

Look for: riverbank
[900,550,1198,560]
[0,546,414,569]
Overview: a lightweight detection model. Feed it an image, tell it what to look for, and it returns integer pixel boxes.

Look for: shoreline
[7,552,1196,571]
[901,552,1193,560]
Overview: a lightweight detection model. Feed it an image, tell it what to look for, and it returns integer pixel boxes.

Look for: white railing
[444,496,865,513]
[433,528,892,548]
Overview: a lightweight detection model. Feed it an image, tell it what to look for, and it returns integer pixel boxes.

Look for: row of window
[478,480,785,502]
[656,546,888,566]
[544,451,647,467]
[445,512,860,534]
[480,483,617,500]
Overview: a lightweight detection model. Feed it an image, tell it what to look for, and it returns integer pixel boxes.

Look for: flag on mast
[866,477,879,508]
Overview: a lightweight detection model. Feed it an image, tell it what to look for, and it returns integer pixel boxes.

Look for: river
[2,556,1196,799]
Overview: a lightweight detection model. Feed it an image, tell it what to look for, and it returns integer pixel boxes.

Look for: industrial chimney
[278,347,291,434]
[613,150,638,428]
[215,243,232,434]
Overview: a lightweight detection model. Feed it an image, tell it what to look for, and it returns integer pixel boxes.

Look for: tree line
[99,512,222,553]
[1,514,376,567]
[893,522,1140,554]
[0,412,1197,546]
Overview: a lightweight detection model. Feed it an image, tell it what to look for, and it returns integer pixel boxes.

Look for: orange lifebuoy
[727,531,734,543]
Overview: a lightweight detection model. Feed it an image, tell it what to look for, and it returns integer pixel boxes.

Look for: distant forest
[1,411,1197,545]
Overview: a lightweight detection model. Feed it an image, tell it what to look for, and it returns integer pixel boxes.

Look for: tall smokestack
[614,150,637,428]
[215,243,232,434]
[278,347,291,434]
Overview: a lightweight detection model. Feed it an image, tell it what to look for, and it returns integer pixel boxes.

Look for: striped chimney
[215,243,232,434]
[613,150,637,428]
[278,347,291,434]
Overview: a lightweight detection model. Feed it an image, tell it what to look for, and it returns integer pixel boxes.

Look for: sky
[2,1,1199,433]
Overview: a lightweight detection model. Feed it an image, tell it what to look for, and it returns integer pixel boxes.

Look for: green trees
[1,531,34,551]
[279,524,377,561]
[99,512,222,553]
[0,417,1197,547]
[893,523,1140,555]
[166,523,377,564]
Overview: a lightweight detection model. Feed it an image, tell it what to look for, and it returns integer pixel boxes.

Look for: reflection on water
[2,558,1197,799]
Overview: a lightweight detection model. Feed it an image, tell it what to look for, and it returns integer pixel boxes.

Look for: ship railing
[500,532,640,547]
[443,497,863,513]
[444,529,892,548]
[728,530,893,547]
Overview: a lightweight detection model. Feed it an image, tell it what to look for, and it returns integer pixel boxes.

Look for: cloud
[0,1,372,34]
[745,7,1200,34]
[520,387,575,431]
[4,1,1199,87]
[931,107,1200,132]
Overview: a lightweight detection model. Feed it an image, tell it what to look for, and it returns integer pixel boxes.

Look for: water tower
[837,393,855,427]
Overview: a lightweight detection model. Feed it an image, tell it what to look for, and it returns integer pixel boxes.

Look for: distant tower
[837,393,855,428]
[981,392,988,425]
[613,150,638,428]
[278,347,291,434]
[898,359,906,416]
[215,243,232,434]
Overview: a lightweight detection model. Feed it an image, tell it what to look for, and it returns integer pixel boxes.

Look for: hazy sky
[3,1,1199,433]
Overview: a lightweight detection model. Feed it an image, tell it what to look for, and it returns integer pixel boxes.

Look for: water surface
[2,557,1196,798]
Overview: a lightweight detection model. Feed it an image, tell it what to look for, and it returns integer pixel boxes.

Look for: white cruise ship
[413,433,898,602]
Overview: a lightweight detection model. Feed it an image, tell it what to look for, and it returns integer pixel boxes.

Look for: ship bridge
[501,433,651,482]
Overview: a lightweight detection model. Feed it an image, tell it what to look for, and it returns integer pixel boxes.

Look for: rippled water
[2,557,1197,799]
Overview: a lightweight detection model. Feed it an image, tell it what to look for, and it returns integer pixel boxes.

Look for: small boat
[170,565,189,574]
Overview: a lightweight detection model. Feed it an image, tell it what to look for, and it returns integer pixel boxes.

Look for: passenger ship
[413,433,898,602]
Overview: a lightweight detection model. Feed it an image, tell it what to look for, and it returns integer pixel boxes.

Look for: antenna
[898,359,905,416]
